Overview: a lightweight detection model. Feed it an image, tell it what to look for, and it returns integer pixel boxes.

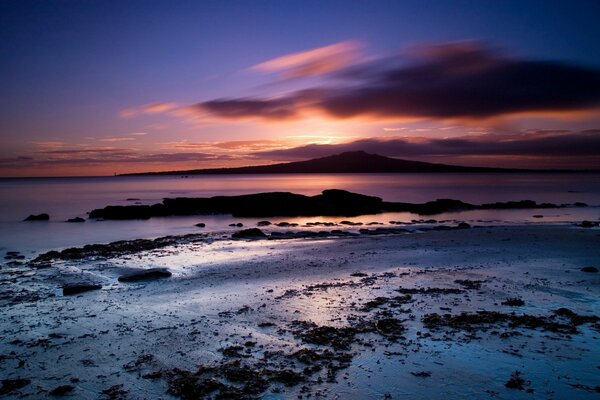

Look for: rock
[89,205,159,220]
[195,223,206,228]
[0,378,31,395]
[573,202,587,207]
[62,283,102,296]
[24,213,49,221]
[502,298,525,306]
[257,220,271,226]
[581,266,598,273]
[118,268,172,282]
[505,370,528,390]
[88,190,566,219]
[411,371,432,378]
[66,217,85,223]
[232,228,267,239]
[577,220,599,228]
[49,384,75,396]
[229,223,244,227]
[457,222,471,229]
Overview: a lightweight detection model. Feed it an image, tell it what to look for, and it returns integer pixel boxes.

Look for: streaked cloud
[250,40,362,79]
[192,41,600,122]
[119,102,179,118]
[98,136,136,142]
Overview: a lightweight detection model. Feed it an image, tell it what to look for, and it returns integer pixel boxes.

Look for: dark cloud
[256,130,600,161]
[196,97,299,120]
[192,42,600,120]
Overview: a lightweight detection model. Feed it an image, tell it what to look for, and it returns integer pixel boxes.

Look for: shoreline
[1,225,599,398]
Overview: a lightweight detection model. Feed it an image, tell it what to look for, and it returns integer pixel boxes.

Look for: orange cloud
[250,40,362,78]
[119,102,178,118]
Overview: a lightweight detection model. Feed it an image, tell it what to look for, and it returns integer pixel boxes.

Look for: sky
[1,0,600,176]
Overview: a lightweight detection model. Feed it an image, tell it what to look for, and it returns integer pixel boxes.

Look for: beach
[1,224,599,399]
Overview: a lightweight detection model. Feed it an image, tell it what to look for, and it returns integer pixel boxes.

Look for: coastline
[1,225,599,398]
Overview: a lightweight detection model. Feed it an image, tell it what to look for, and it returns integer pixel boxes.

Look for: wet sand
[1,225,599,399]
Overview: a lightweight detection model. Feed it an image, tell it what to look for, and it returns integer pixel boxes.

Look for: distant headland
[120,151,525,176]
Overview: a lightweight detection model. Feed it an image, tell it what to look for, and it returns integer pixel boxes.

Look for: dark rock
[502,298,525,306]
[101,384,128,399]
[577,220,599,228]
[62,283,102,296]
[32,234,206,263]
[573,202,587,207]
[340,220,362,226]
[49,384,75,396]
[505,370,528,390]
[24,213,49,221]
[88,189,566,219]
[581,266,598,273]
[118,268,172,282]
[411,371,432,378]
[0,378,31,395]
[66,217,85,223]
[454,279,483,290]
[195,223,205,228]
[232,228,266,239]
[457,222,471,229]
[257,220,271,226]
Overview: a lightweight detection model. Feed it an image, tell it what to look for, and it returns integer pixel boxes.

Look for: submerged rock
[66,217,85,223]
[195,222,206,228]
[118,268,172,282]
[24,213,49,221]
[62,283,102,296]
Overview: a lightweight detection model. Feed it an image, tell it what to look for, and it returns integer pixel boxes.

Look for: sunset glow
[1,1,600,176]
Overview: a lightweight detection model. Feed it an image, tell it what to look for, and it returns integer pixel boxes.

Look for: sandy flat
[1,225,599,399]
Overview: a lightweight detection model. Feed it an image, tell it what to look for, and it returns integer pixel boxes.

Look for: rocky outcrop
[88,189,569,220]
[118,268,172,282]
[24,213,49,221]
[62,283,102,296]
[232,228,267,239]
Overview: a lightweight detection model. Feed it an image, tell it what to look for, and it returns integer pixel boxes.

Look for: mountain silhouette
[124,151,521,175]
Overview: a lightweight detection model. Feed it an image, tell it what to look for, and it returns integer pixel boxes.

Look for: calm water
[1,173,599,255]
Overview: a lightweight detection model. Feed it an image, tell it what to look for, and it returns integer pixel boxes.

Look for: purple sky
[1,0,600,176]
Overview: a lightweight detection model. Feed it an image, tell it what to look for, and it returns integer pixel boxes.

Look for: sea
[1,173,599,255]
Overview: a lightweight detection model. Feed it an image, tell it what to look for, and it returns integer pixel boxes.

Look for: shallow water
[1,173,599,254]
